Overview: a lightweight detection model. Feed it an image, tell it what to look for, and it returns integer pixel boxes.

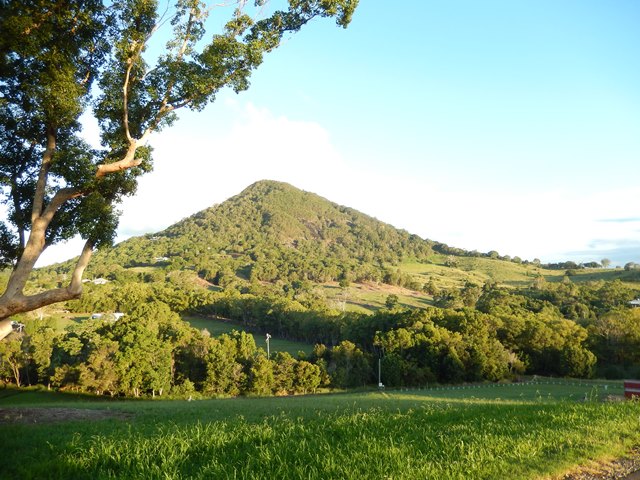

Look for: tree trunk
[10,362,21,387]
[0,240,93,327]
[0,130,134,328]
[0,319,11,342]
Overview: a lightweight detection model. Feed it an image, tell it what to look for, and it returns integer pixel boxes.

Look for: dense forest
[2,181,639,398]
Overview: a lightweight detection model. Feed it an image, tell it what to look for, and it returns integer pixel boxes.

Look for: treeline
[199,278,640,380]
[68,272,640,379]
[4,267,639,396]
[6,296,627,396]
[206,300,596,379]
[433,241,640,273]
[0,302,327,397]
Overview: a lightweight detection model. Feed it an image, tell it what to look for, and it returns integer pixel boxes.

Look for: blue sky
[41,0,640,267]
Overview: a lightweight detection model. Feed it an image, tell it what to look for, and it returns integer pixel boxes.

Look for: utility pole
[266,333,271,359]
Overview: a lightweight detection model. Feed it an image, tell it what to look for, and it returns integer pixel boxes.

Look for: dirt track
[559,448,640,480]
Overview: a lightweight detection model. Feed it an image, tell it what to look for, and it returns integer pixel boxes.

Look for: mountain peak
[99,181,435,286]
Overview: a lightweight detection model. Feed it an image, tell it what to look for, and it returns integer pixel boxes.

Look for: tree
[328,340,371,387]
[0,0,359,338]
[247,354,274,395]
[601,258,611,269]
[293,360,321,393]
[0,335,27,386]
[77,338,119,396]
[384,294,399,310]
[24,322,58,388]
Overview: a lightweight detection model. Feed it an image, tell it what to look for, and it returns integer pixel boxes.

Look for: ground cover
[398,258,639,290]
[182,315,314,356]
[1,382,638,479]
[322,282,432,313]
[398,257,554,289]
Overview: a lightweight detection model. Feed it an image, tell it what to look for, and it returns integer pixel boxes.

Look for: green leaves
[0,0,360,321]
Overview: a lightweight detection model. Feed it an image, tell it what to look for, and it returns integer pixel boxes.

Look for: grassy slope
[182,315,313,355]
[321,257,639,314]
[399,256,638,289]
[1,383,638,479]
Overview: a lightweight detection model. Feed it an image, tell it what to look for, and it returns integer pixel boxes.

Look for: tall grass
[1,386,639,479]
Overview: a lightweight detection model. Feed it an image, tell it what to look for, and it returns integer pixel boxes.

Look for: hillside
[88,180,436,285]
[12,180,640,394]
[58,179,635,312]
[23,178,633,321]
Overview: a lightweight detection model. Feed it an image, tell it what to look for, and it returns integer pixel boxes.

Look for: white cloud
[116,102,347,238]
[37,102,640,267]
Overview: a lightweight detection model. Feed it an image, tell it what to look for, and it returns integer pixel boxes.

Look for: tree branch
[0,240,93,322]
[3,187,81,301]
[31,126,56,222]
[68,239,94,294]
[95,136,147,178]
[41,187,83,224]
[122,61,135,143]
[0,319,12,342]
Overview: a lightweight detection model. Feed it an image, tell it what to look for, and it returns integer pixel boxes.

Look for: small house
[10,321,25,332]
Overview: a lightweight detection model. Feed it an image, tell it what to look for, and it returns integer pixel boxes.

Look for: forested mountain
[3,180,639,398]
[86,180,438,286]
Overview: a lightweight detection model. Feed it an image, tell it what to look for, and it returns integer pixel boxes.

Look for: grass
[1,382,638,479]
[16,313,89,333]
[398,257,640,291]
[182,315,314,356]
[322,283,432,313]
[398,257,555,289]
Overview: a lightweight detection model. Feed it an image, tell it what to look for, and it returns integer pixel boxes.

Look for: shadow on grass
[0,384,129,406]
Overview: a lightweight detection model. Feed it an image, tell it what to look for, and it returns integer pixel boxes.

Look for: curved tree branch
[0,240,93,324]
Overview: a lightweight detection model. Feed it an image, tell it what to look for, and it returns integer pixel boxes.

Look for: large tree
[0,0,358,339]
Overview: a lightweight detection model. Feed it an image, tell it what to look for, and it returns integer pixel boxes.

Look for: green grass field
[182,315,314,356]
[321,283,432,313]
[398,257,640,290]
[1,381,638,479]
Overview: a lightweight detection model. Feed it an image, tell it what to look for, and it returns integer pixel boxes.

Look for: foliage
[81,180,437,289]
[1,387,639,479]
[0,0,360,321]
[6,180,639,392]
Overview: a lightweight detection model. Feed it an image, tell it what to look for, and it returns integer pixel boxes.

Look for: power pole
[266,333,271,359]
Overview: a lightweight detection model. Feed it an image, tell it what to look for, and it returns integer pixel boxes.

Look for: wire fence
[381,377,627,394]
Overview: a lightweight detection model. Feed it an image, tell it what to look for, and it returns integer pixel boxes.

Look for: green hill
[54,179,634,313]
[14,180,640,393]
[89,180,434,285]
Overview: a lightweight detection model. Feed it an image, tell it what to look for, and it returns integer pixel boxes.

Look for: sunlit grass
[322,282,431,313]
[182,315,313,356]
[398,257,639,290]
[1,383,638,479]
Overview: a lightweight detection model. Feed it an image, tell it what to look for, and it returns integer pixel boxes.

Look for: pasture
[1,381,638,479]
[182,315,314,356]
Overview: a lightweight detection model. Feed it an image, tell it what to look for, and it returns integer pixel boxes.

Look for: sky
[39,0,640,267]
